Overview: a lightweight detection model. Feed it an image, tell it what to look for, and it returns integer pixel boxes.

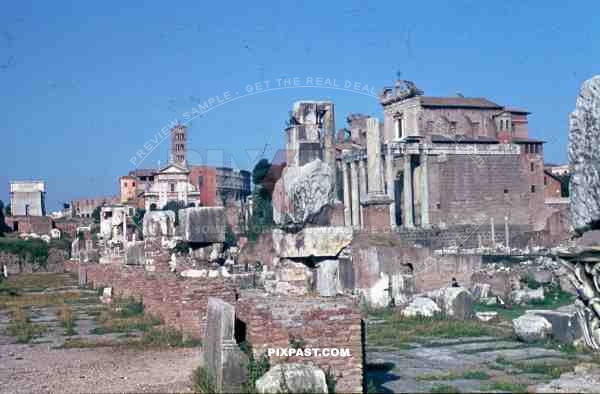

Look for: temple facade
[286,80,551,234]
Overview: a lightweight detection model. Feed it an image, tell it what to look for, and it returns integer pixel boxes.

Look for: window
[395,115,403,139]
[530,162,535,172]
[544,177,548,186]
[449,121,457,135]
[132,182,136,187]
[531,185,536,193]
[504,189,509,194]
[124,182,127,187]
[170,183,175,192]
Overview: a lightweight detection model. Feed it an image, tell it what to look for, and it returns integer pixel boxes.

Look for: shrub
[57,303,77,336]
[192,365,216,393]
[239,342,270,393]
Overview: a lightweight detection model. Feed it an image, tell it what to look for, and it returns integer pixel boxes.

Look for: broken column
[350,160,360,227]
[361,117,392,229]
[342,155,352,226]
[204,297,248,393]
[420,148,430,227]
[403,155,414,228]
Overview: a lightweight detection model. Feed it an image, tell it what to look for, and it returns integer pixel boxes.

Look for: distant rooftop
[419,96,503,110]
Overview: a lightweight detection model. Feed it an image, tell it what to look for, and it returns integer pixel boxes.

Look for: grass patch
[91,298,161,334]
[0,291,81,308]
[367,313,507,348]
[0,273,75,291]
[430,384,460,393]
[461,370,490,380]
[487,380,527,393]
[139,327,201,348]
[91,313,162,334]
[474,284,576,322]
[192,365,216,393]
[416,371,459,381]
[5,306,48,343]
[59,338,122,349]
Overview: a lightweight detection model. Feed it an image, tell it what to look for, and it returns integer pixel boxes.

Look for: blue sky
[1,1,598,211]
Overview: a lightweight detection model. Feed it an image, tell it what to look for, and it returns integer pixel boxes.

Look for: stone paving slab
[477,347,564,362]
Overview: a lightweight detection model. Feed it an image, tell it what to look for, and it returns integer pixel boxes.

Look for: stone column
[505,216,510,251]
[403,155,414,228]
[122,210,127,245]
[351,160,360,227]
[358,160,368,224]
[366,118,384,193]
[342,157,351,226]
[420,149,430,227]
[386,146,396,227]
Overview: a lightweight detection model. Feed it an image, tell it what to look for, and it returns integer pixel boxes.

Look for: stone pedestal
[329,201,346,226]
[361,194,393,231]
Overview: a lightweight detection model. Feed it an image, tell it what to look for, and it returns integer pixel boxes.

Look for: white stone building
[9,180,46,216]
[143,162,201,211]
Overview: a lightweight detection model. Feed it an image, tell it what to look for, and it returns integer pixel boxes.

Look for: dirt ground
[0,273,203,393]
[0,344,202,393]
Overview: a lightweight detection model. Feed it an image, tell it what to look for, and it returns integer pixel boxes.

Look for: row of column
[343,150,430,229]
[385,147,430,229]
[342,158,368,227]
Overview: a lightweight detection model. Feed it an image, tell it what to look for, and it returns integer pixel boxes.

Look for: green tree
[5,203,11,217]
[247,160,274,241]
[132,208,146,238]
[559,174,571,198]
[252,158,271,185]
[91,206,102,224]
[0,200,11,236]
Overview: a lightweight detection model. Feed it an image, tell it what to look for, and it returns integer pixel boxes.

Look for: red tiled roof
[419,96,502,109]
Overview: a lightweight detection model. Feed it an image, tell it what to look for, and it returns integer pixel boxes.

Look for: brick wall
[236,291,364,393]
[189,165,218,206]
[5,216,53,234]
[65,261,236,338]
[429,154,532,227]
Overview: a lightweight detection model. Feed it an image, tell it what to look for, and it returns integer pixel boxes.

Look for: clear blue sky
[1,1,598,211]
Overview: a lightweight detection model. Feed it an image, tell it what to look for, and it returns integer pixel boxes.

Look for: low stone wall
[65,261,236,338]
[236,290,363,393]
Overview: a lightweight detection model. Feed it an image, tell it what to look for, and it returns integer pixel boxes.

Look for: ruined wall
[1,248,66,274]
[236,291,363,393]
[351,241,482,293]
[544,173,563,199]
[65,262,236,338]
[5,216,53,234]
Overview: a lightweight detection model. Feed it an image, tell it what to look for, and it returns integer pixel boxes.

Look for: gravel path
[0,343,202,393]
